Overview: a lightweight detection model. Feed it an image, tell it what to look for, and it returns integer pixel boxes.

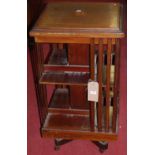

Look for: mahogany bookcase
[29,2,124,152]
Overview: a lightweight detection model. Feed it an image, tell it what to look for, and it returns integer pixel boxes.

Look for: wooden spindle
[89,38,95,131]
[98,38,104,131]
[105,39,112,132]
[112,39,120,132]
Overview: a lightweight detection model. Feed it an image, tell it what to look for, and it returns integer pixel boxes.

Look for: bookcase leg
[92,141,108,153]
[54,139,72,150]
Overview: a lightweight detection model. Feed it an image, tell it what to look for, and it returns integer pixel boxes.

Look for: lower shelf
[43,113,90,131]
[39,71,89,85]
[41,113,118,141]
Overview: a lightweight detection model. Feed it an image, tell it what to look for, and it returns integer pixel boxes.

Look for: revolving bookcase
[29,2,124,152]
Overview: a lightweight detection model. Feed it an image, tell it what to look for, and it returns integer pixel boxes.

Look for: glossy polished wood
[30,2,124,38]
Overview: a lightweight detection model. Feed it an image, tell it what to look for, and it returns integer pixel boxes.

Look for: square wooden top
[30,2,124,38]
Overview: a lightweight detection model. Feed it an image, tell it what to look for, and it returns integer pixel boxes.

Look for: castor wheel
[54,145,60,151]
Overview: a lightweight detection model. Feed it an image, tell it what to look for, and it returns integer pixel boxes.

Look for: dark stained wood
[68,44,89,65]
[39,44,48,113]
[90,39,95,80]
[33,32,124,40]
[41,113,118,141]
[39,71,89,85]
[69,86,89,109]
[44,65,89,72]
[97,38,104,131]
[29,43,48,124]
[29,1,124,144]
[105,39,112,132]
[37,44,48,123]
[67,44,89,111]
[112,39,120,132]
[42,113,90,131]
[42,129,118,141]
[34,36,117,44]
[42,130,118,141]
[29,44,42,124]
[42,117,118,141]
[36,44,43,119]
[29,2,124,38]
[49,108,89,116]
[89,38,95,131]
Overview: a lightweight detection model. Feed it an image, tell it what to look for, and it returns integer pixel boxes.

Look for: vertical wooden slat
[105,39,112,132]
[39,44,48,118]
[90,38,95,131]
[37,44,45,121]
[37,44,43,77]
[98,38,104,131]
[29,43,42,124]
[112,39,120,132]
[30,43,48,124]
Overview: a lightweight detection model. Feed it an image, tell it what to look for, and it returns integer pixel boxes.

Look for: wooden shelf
[48,88,89,115]
[40,71,89,85]
[41,112,118,141]
[43,113,90,131]
[30,2,124,38]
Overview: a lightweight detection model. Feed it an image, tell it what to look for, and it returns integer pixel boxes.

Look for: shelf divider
[112,39,120,132]
[89,38,95,131]
[105,39,112,132]
[97,38,104,131]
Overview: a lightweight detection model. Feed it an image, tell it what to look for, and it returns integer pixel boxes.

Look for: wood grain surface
[30,2,124,38]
